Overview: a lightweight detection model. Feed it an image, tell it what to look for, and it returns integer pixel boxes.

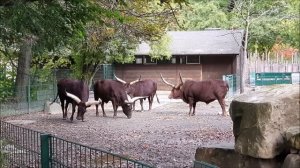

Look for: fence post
[40,134,51,168]
[27,79,31,113]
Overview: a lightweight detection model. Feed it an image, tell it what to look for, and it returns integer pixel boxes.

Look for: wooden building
[114,29,244,90]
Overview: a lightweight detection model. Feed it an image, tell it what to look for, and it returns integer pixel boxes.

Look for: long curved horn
[66,91,81,103]
[129,76,141,85]
[114,74,126,84]
[174,73,184,89]
[125,96,147,104]
[160,73,175,88]
[85,98,102,106]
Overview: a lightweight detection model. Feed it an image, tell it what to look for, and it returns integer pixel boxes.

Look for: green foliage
[174,0,299,55]
[0,52,15,101]
[176,1,230,30]
[149,34,172,60]
[228,0,299,53]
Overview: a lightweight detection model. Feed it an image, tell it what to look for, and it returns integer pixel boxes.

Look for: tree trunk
[240,15,250,94]
[15,37,33,102]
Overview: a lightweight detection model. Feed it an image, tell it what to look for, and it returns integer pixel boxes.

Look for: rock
[194,143,282,168]
[229,84,300,159]
[282,154,300,168]
[44,101,62,114]
[285,127,300,150]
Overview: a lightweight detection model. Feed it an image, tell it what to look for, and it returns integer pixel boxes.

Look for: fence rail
[0,120,153,168]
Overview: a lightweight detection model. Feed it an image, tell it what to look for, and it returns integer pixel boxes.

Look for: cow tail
[155,93,160,104]
[50,93,59,105]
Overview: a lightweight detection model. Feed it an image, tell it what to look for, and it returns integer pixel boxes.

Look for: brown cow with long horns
[52,79,101,121]
[114,74,159,111]
[93,79,147,118]
[160,73,229,116]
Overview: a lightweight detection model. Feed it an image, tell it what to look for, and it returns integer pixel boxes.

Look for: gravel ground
[2,91,234,168]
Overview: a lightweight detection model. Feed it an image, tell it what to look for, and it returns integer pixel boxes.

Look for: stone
[282,154,300,168]
[194,143,282,168]
[229,84,300,159]
[44,101,62,114]
[285,127,300,150]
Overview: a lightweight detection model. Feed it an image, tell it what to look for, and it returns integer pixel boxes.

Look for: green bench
[255,72,292,86]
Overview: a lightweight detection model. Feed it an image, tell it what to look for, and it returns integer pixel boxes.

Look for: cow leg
[64,101,69,120]
[95,104,99,117]
[192,102,197,116]
[112,101,117,118]
[148,96,153,110]
[218,98,228,116]
[188,97,195,116]
[101,102,106,117]
[70,103,76,121]
[140,99,144,112]
[188,103,193,116]
[61,100,66,120]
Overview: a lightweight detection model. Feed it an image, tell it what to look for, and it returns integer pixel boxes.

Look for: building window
[172,57,176,64]
[144,56,157,64]
[135,57,143,64]
[186,55,200,64]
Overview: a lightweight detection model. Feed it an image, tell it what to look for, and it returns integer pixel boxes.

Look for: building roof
[136,29,244,55]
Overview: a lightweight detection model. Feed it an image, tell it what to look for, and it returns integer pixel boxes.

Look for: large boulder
[285,127,300,150]
[229,84,300,159]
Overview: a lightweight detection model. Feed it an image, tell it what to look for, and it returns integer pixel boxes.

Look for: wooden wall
[114,55,235,90]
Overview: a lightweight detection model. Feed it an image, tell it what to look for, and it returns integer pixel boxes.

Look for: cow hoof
[191,113,195,116]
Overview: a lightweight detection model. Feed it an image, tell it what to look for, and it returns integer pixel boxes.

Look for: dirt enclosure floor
[3,91,234,168]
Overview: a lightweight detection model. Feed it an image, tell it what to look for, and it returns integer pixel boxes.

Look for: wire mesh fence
[0,83,56,116]
[0,120,153,168]
[0,120,42,168]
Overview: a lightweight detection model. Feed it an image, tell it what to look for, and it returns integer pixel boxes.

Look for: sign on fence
[255,73,292,86]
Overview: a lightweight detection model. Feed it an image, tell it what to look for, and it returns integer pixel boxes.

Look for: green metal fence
[102,64,114,79]
[222,74,238,97]
[0,120,153,168]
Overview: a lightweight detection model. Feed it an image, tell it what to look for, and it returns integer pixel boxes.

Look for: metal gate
[222,74,238,98]
[102,64,114,79]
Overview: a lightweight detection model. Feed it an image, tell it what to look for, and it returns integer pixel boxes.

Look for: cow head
[66,92,101,121]
[122,95,147,119]
[114,74,141,97]
[160,73,184,99]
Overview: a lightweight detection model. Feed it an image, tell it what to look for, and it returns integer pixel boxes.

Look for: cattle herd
[52,73,229,122]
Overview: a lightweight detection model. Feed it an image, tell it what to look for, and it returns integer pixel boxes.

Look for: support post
[40,134,51,168]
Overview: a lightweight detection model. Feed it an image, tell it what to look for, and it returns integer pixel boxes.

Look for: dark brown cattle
[93,79,145,118]
[52,79,100,121]
[161,73,229,116]
[114,75,160,111]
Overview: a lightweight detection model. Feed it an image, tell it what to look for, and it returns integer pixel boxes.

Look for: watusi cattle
[93,79,145,119]
[52,79,101,121]
[114,75,160,111]
[160,73,229,116]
